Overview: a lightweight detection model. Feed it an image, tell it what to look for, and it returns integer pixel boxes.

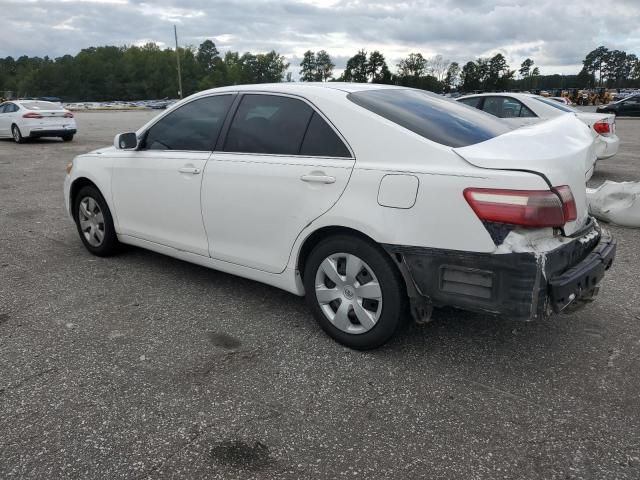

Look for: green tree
[315,50,334,81]
[196,40,220,73]
[299,50,317,82]
[342,50,368,82]
[444,62,460,91]
[397,53,427,78]
[367,50,388,82]
[583,46,609,86]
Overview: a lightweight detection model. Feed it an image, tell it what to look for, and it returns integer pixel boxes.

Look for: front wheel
[303,235,407,350]
[61,134,74,142]
[73,185,120,256]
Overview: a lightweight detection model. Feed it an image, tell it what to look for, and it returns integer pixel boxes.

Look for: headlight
[66,160,73,174]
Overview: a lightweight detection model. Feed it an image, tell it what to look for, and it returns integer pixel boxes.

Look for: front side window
[532,96,575,113]
[143,95,234,151]
[224,94,314,155]
[348,89,510,148]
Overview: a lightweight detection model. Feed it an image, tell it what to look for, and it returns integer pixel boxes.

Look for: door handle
[178,167,201,175]
[300,174,336,184]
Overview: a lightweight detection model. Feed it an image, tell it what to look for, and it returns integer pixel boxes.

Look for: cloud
[0,0,638,76]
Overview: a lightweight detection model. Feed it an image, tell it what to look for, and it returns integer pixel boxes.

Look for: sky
[1,0,639,78]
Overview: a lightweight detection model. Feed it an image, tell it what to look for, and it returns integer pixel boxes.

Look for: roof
[196,82,403,97]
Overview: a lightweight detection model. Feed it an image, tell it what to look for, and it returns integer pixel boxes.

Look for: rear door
[111,94,235,256]
[202,93,354,273]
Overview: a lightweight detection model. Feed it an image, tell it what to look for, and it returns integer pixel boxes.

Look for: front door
[111,94,235,256]
[202,93,355,273]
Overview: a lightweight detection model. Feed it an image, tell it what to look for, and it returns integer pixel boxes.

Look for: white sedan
[0,100,77,143]
[64,84,616,349]
[457,93,619,176]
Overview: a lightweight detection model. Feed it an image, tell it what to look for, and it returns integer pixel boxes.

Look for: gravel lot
[1,111,639,479]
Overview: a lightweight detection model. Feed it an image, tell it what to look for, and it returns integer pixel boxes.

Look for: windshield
[348,89,510,148]
[21,101,63,111]
[532,96,576,113]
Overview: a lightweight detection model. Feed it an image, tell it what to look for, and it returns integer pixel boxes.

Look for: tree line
[1,41,638,102]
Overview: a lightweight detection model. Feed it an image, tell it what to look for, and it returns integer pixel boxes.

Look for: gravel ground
[1,111,639,479]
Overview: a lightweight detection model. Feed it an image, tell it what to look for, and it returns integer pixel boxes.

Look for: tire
[303,235,407,350]
[73,185,120,256]
[62,134,74,142]
[11,125,25,144]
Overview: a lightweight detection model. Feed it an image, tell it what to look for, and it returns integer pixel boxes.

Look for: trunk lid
[453,115,593,235]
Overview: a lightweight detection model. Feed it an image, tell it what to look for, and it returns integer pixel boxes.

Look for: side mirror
[114,132,138,150]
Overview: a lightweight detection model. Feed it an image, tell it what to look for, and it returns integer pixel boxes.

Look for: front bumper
[384,220,616,321]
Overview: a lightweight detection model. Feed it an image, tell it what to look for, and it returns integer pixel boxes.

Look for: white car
[456,93,619,176]
[64,84,616,349]
[0,100,77,143]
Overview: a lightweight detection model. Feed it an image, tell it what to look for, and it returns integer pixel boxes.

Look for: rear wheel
[11,125,25,144]
[73,185,119,256]
[61,134,74,142]
[303,235,406,350]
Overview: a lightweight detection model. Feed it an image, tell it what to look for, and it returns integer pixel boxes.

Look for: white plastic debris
[587,181,640,228]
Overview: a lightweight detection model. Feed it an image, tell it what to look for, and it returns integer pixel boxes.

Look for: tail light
[551,185,577,222]
[463,186,577,228]
[23,112,42,119]
[593,120,611,136]
[64,112,74,118]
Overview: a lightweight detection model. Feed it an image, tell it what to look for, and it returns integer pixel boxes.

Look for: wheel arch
[69,177,101,220]
[296,225,393,280]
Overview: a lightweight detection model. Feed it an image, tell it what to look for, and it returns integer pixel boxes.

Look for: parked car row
[64,83,616,349]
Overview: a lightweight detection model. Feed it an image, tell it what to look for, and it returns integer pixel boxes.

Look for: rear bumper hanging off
[384,220,616,322]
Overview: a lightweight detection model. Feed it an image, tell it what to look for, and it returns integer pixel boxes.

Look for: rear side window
[224,94,313,155]
[143,94,233,151]
[21,101,63,111]
[458,97,482,109]
[300,113,351,157]
[348,89,510,148]
[533,96,575,112]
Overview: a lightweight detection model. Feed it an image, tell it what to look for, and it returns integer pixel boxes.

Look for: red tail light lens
[64,112,74,118]
[464,186,576,228]
[552,185,577,222]
[22,112,43,119]
[593,120,610,136]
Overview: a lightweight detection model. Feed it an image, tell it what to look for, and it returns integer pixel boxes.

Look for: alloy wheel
[314,252,383,334]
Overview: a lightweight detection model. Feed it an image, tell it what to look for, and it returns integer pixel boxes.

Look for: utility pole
[174,24,183,99]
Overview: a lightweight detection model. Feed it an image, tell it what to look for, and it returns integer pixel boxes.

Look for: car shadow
[106,244,597,368]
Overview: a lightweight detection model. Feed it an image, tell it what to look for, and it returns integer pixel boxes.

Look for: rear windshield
[533,97,576,113]
[347,89,510,148]
[21,101,63,111]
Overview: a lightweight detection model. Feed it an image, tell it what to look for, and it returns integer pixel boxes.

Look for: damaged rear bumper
[384,220,616,321]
